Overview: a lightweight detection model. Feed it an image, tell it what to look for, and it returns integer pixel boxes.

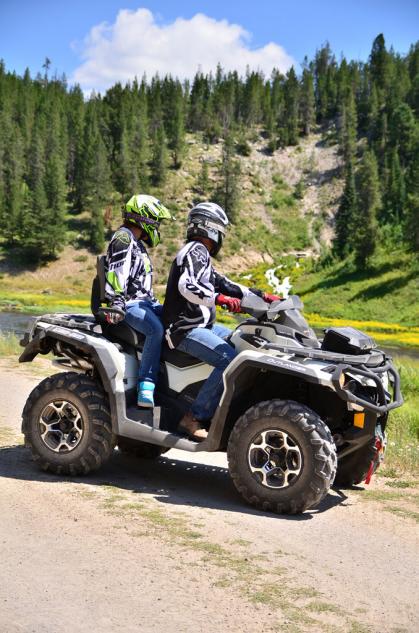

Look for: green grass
[0,292,90,314]
[383,356,419,475]
[295,249,419,327]
[0,332,22,356]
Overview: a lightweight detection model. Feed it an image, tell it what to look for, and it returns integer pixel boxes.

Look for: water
[0,312,36,335]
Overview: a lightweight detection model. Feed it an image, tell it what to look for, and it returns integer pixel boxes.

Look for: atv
[19,257,403,514]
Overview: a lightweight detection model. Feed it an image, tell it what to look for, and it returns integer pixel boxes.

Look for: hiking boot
[137,381,155,408]
[178,411,208,442]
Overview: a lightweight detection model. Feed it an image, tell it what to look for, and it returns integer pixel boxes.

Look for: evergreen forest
[0,34,418,266]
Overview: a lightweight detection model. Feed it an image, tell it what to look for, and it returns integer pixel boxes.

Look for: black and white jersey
[162,241,258,348]
[105,227,155,310]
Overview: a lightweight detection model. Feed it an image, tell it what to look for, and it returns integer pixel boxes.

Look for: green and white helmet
[124,194,172,247]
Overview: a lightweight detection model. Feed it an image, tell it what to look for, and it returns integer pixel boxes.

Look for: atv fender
[206,350,334,450]
[19,324,124,433]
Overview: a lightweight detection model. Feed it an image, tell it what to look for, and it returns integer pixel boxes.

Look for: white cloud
[71,8,295,92]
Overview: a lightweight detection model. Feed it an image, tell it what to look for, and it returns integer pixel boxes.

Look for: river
[0,312,36,335]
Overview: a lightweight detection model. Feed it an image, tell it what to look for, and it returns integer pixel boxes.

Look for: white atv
[19,257,403,514]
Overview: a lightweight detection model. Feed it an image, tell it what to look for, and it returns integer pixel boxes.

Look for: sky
[0,1,418,93]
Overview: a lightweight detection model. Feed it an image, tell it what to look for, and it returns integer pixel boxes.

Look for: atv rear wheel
[117,437,169,459]
[227,400,337,515]
[22,372,115,475]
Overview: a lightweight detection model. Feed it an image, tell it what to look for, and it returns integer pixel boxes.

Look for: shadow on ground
[0,443,349,521]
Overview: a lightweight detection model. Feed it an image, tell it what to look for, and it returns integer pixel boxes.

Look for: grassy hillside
[296,251,418,324]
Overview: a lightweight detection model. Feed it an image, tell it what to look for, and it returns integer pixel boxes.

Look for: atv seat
[91,256,145,348]
[161,345,203,367]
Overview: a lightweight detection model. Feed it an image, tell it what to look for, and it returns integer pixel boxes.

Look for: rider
[105,194,172,408]
[162,202,280,441]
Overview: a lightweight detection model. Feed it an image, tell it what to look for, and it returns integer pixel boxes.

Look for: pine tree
[370,34,389,92]
[67,85,85,206]
[404,193,419,252]
[0,117,26,244]
[168,87,185,168]
[242,71,264,125]
[150,125,168,186]
[215,132,241,223]
[404,136,419,251]
[388,103,417,166]
[353,150,381,267]
[314,44,336,122]
[339,90,358,163]
[128,101,149,191]
[43,105,67,257]
[282,67,299,145]
[115,125,131,196]
[80,99,112,252]
[0,109,7,237]
[23,114,50,257]
[384,148,406,224]
[195,159,210,196]
[300,67,315,135]
[334,158,357,257]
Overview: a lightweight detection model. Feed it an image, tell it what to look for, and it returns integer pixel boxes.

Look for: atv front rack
[261,341,386,366]
[259,342,402,414]
[331,362,403,414]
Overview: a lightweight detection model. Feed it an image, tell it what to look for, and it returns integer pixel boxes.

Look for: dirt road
[1,363,418,633]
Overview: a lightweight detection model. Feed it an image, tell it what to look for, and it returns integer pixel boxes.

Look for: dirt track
[1,362,418,633]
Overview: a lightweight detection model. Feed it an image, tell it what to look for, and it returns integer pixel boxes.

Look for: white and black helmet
[187,202,229,255]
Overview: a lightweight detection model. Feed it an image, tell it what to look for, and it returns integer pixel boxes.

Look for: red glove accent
[216,294,242,313]
[263,292,282,303]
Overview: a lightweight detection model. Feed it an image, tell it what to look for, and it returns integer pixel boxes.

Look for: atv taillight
[364,437,383,485]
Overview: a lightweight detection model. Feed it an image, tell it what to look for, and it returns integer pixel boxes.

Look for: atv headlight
[380,371,389,392]
[345,371,376,388]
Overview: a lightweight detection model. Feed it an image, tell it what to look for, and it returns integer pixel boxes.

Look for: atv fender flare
[19,326,120,432]
[207,351,333,450]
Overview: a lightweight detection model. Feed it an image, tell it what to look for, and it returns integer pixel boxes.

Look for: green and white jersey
[105,227,156,310]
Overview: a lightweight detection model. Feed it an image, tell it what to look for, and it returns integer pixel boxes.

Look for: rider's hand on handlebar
[263,292,283,303]
[215,294,242,313]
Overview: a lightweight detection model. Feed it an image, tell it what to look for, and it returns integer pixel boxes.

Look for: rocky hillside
[145,127,343,284]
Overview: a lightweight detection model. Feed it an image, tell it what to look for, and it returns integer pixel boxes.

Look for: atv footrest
[125,406,160,428]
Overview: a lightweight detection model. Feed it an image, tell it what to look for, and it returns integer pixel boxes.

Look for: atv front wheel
[227,400,337,514]
[22,372,115,475]
[117,437,169,459]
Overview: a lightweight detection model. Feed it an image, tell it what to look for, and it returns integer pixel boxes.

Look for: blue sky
[1,1,418,91]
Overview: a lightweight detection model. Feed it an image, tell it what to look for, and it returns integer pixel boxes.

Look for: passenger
[105,194,172,408]
[162,202,280,441]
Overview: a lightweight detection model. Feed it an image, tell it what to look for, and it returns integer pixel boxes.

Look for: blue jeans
[177,324,237,421]
[125,301,164,384]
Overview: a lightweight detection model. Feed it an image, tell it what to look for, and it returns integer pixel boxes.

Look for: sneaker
[178,411,208,442]
[137,381,155,408]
